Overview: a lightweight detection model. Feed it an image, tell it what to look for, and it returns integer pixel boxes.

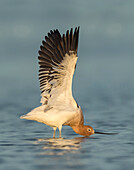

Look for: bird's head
[72,125,118,136]
[72,125,95,136]
[82,125,95,136]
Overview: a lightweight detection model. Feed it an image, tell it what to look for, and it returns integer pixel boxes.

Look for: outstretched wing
[38,27,80,110]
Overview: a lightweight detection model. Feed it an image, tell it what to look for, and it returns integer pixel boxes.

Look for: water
[1,0,134,170]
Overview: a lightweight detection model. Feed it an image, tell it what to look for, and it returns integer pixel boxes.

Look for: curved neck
[72,125,85,136]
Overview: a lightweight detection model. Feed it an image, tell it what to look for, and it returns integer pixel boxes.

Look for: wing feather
[38,27,80,109]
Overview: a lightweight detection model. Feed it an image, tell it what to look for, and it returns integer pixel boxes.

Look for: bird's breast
[63,110,83,127]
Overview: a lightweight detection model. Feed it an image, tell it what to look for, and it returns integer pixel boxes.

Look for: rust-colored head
[72,125,95,136]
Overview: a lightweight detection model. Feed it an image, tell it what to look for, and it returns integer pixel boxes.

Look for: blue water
[1,1,134,170]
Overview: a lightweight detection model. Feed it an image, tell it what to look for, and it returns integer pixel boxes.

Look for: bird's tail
[20,105,45,121]
[20,114,32,120]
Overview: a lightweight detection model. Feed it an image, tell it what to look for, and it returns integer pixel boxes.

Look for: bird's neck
[71,125,86,136]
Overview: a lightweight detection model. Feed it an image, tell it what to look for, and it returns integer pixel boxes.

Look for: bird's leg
[53,127,57,138]
[58,126,62,138]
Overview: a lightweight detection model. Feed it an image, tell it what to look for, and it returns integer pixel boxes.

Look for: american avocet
[20,27,113,137]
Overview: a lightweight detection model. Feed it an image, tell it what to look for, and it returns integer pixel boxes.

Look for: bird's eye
[87,128,91,132]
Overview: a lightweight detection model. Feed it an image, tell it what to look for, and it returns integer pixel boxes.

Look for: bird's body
[20,27,95,137]
[21,104,84,136]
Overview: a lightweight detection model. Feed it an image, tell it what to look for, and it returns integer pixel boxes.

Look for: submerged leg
[58,126,62,138]
[53,127,57,138]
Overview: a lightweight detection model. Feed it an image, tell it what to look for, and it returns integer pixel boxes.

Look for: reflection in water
[34,137,88,155]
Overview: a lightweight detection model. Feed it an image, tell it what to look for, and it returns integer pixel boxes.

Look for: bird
[20,27,112,138]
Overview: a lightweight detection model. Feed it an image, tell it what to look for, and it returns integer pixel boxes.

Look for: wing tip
[64,26,80,54]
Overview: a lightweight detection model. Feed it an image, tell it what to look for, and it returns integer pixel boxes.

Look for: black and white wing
[38,27,80,109]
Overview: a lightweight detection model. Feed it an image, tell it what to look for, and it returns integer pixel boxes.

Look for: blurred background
[0,1,134,170]
[1,0,134,107]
